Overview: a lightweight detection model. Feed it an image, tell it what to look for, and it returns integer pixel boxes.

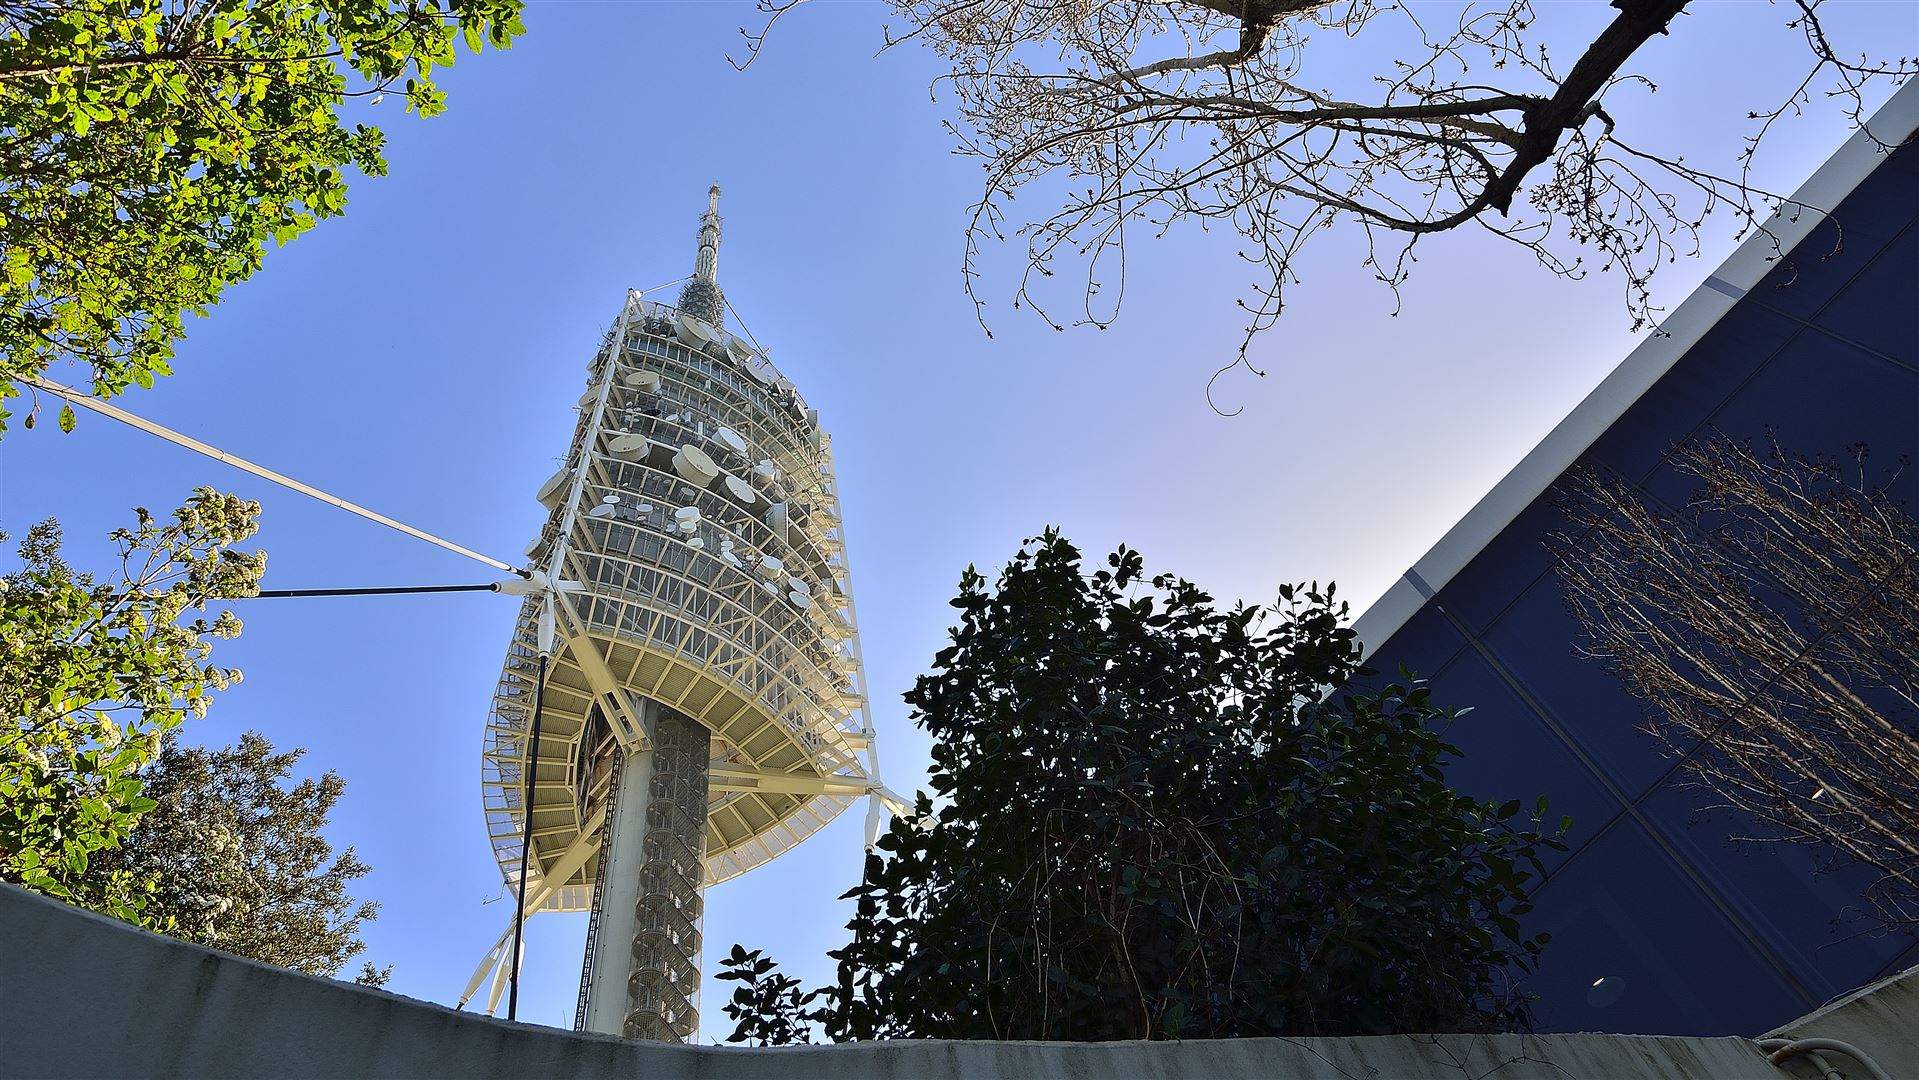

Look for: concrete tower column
[579,703,655,1036]
[579,702,710,1041]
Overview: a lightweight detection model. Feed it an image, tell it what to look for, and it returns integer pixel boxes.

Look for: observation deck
[480,294,877,914]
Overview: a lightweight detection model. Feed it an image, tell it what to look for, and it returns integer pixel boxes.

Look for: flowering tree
[0,490,264,923]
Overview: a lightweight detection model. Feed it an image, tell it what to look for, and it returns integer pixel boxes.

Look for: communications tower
[460,188,902,1040]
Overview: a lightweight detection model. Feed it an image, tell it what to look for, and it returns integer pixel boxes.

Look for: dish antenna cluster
[460,188,906,1039]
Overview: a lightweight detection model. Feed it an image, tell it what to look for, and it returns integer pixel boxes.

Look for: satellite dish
[671,444,720,486]
[757,554,785,578]
[607,433,650,462]
[723,474,758,506]
[788,589,811,608]
[622,369,662,390]
[586,504,616,519]
[676,315,716,346]
[536,468,570,510]
[716,426,749,456]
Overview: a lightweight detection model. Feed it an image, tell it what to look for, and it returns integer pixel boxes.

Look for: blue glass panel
[1849,137,1919,195]
[1423,647,1622,867]
[1645,330,1919,509]
[1431,492,1585,635]
[1522,817,1807,1035]
[1481,574,1694,801]
[1890,138,1919,176]
[1580,483,1836,677]
[1813,225,1919,366]
[1356,601,1466,690]
[1582,306,1800,483]
[1642,779,1918,1003]
[1751,164,1912,320]
[1873,938,1919,982]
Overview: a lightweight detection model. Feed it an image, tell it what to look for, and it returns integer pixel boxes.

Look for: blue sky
[4,0,1914,1041]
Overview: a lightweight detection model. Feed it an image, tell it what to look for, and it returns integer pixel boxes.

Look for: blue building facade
[1355,88,1919,1036]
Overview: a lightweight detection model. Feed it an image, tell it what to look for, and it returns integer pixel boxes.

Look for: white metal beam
[553,584,649,750]
[457,805,608,1013]
[707,764,875,798]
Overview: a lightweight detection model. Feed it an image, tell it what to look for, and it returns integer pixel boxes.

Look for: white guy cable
[27,377,518,575]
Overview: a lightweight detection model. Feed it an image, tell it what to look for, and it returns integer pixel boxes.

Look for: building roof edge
[1353,79,1919,659]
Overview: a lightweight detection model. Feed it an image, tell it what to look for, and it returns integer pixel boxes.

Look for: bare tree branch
[738,0,1915,404]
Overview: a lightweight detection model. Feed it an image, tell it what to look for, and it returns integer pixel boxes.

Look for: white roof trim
[1354,80,1919,659]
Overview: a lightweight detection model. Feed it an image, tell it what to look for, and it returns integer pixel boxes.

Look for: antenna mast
[676,184,726,327]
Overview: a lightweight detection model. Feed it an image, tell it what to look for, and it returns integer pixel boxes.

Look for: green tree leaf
[0,0,526,432]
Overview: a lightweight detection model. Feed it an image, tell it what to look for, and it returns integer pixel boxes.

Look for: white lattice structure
[461,189,904,1038]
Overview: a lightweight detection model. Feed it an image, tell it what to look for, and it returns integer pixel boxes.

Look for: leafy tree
[355,960,394,987]
[92,731,384,977]
[721,532,1564,1043]
[1555,438,1919,932]
[0,490,263,923]
[738,1,1913,385]
[0,0,526,431]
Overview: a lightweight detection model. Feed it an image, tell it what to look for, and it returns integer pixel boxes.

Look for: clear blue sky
[3,0,1912,1041]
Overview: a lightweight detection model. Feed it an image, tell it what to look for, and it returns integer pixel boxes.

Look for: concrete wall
[3,882,1913,1079]
[1766,962,1919,1079]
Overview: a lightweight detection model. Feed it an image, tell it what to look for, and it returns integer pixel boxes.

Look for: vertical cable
[506,649,549,1022]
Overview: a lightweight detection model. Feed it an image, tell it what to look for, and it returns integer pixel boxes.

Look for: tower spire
[677,185,726,327]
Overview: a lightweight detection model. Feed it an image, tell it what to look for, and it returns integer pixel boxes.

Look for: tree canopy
[0,0,525,432]
[0,490,263,923]
[721,532,1564,1043]
[95,731,385,978]
[1,495,388,980]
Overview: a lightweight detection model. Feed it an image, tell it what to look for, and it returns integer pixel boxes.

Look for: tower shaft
[581,706,709,1039]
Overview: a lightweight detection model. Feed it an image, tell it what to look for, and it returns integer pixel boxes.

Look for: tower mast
[676,185,726,328]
